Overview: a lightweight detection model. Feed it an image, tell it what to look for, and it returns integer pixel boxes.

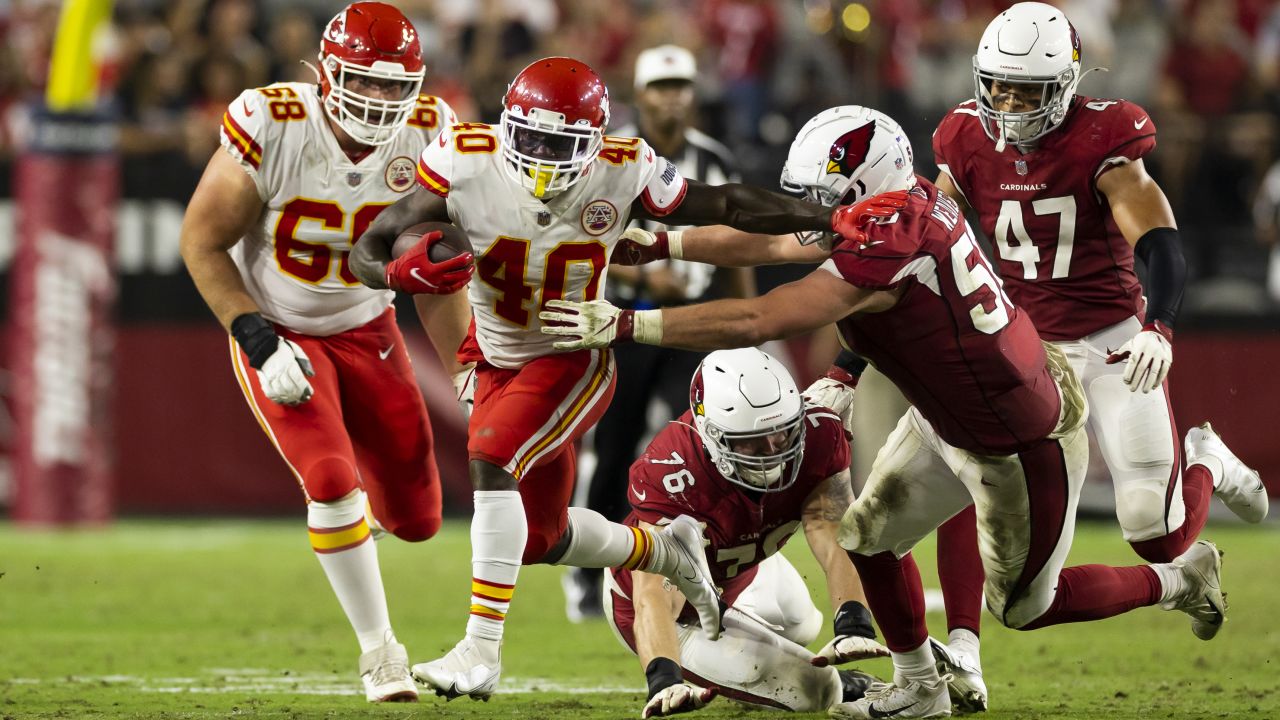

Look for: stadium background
[0,0,1277,522]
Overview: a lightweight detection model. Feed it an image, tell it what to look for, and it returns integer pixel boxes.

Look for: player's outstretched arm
[644,179,833,235]
[802,469,889,666]
[613,226,828,268]
[541,268,894,352]
[631,528,716,718]
[349,186,450,289]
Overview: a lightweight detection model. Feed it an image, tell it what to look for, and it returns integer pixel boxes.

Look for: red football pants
[468,348,616,562]
[230,308,442,542]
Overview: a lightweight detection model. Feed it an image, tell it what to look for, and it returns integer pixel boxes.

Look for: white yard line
[6,670,644,696]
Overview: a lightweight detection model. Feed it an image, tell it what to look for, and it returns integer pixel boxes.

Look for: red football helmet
[317,2,425,146]
[500,57,610,198]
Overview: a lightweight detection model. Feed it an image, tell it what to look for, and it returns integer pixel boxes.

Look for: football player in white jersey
[350,56,859,701]
[179,2,472,703]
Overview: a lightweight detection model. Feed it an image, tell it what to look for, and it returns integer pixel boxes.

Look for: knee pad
[389,515,441,543]
[837,500,887,556]
[986,585,1053,630]
[787,604,825,648]
[1115,486,1172,541]
[300,456,359,502]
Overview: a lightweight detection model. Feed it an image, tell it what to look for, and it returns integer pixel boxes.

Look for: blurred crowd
[3,0,1280,310]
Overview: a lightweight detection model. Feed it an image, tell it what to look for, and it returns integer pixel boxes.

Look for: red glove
[385,231,474,294]
[830,190,910,244]
[610,228,673,266]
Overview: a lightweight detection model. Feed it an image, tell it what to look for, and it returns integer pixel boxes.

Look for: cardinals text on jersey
[220,82,456,335]
[932,95,1153,340]
[416,124,687,367]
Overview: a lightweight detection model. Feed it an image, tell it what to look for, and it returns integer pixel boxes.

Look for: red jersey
[932,95,1154,340]
[610,407,849,615]
[822,177,1061,456]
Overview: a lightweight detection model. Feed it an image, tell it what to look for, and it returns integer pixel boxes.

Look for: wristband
[832,349,868,379]
[666,230,684,260]
[230,312,280,370]
[645,657,683,700]
[632,309,664,345]
[832,600,877,640]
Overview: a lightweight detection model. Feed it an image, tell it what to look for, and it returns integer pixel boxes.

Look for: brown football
[392,221,473,262]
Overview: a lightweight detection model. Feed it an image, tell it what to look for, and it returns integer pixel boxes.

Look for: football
[391,221,473,263]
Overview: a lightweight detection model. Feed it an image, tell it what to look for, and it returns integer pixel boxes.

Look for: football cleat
[358,640,418,703]
[929,638,987,713]
[1163,540,1227,641]
[411,635,501,701]
[838,668,881,703]
[829,674,952,719]
[658,515,723,640]
[1186,422,1268,524]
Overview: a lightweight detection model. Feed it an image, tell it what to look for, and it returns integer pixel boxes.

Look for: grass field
[1,518,1277,719]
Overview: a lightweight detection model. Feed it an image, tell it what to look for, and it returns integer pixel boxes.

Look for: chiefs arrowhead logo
[325,11,346,43]
[827,122,875,180]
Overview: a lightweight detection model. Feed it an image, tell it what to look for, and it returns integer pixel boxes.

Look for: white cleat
[659,515,723,640]
[411,635,501,701]
[1163,540,1227,641]
[359,641,418,703]
[929,638,987,713]
[829,675,952,719]
[1186,422,1268,523]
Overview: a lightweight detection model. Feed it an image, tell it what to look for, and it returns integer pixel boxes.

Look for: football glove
[830,190,910,245]
[803,367,859,434]
[812,600,889,666]
[231,312,315,406]
[1105,321,1173,394]
[385,231,474,294]
[612,228,682,266]
[642,683,716,718]
[539,299,663,349]
[452,366,476,419]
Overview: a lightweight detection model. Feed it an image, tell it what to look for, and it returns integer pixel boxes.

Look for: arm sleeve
[1133,227,1186,328]
[636,141,689,217]
[416,126,456,198]
[219,89,271,200]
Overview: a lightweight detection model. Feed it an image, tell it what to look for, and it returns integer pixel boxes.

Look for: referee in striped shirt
[565,45,756,620]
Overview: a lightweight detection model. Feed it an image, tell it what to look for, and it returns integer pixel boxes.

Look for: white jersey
[220,82,456,336]
[416,124,687,367]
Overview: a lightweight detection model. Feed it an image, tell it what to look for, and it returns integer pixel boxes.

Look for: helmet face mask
[690,349,807,493]
[972,2,1082,151]
[779,105,916,247]
[500,58,610,199]
[317,2,426,148]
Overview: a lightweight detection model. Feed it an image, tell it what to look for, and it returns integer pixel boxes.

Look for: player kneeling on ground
[605,348,887,717]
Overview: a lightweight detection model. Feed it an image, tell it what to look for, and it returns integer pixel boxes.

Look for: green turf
[1,518,1277,719]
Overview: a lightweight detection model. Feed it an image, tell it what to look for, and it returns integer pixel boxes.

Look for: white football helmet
[689,349,806,493]
[973,2,1083,151]
[779,105,915,245]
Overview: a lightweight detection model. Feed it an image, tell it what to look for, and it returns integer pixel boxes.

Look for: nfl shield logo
[346,171,363,187]
[537,211,552,227]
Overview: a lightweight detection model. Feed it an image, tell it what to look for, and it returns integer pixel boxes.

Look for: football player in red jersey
[180,3,473,702]
[608,348,887,717]
[542,105,1228,719]
[350,57,862,700]
[932,3,1266,568]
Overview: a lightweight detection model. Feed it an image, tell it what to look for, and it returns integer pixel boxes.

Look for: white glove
[452,366,476,418]
[641,683,715,718]
[811,634,891,666]
[803,376,856,433]
[1106,323,1172,394]
[257,338,315,406]
[540,298,663,350]
[612,228,683,266]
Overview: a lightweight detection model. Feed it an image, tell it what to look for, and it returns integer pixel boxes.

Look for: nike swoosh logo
[379,345,395,360]
[1134,117,1148,130]
[594,315,617,339]
[859,240,884,250]
[243,101,255,117]
[868,699,922,718]
[409,268,439,289]
[632,486,647,502]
